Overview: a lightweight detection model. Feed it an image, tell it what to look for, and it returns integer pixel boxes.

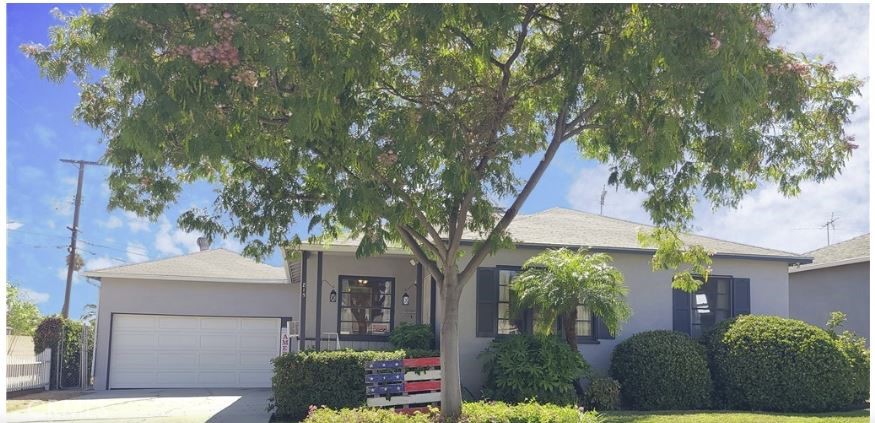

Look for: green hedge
[271,349,406,420]
[480,334,590,405]
[610,330,712,410]
[303,401,601,423]
[389,323,434,350]
[705,315,855,412]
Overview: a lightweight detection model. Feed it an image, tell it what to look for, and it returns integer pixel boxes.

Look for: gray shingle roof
[792,233,869,272]
[305,207,809,262]
[82,248,288,283]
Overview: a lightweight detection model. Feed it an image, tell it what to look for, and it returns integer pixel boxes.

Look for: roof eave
[81,272,289,284]
[789,256,869,273]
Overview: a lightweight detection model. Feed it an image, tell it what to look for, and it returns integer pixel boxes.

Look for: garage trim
[106,312,291,389]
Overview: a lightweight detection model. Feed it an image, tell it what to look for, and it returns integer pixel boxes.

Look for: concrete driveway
[6,388,273,423]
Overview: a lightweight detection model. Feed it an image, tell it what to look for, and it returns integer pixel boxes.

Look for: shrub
[389,323,434,350]
[610,330,711,410]
[304,406,432,423]
[302,402,602,423]
[480,334,590,405]
[34,316,65,354]
[705,315,855,412]
[461,401,601,423]
[826,312,870,407]
[403,348,440,359]
[582,377,620,411]
[271,349,405,420]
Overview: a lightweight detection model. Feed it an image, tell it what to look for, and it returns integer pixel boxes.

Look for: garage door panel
[112,371,157,388]
[158,333,201,348]
[239,335,278,351]
[110,314,279,389]
[200,318,240,331]
[240,352,275,368]
[157,353,198,369]
[113,332,157,348]
[241,318,278,331]
[158,316,199,330]
[112,352,157,369]
[199,352,238,367]
[200,334,238,349]
[115,314,156,329]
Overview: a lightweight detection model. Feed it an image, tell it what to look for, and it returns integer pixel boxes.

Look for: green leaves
[512,248,632,337]
[22,4,860,279]
[638,227,713,292]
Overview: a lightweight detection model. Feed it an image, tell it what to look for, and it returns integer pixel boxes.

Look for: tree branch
[459,104,571,284]
[397,223,444,281]
[446,26,503,69]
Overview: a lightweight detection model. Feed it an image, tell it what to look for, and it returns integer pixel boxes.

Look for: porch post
[430,276,437,346]
[415,263,423,325]
[315,252,323,350]
[299,251,309,351]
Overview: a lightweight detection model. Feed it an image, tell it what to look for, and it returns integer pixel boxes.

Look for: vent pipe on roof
[197,237,210,251]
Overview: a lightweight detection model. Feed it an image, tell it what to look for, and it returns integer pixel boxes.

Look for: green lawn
[602,409,869,423]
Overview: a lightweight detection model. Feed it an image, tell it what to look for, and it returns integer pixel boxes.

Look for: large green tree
[7,282,43,336]
[24,4,859,416]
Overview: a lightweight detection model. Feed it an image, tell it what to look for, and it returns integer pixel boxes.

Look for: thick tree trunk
[562,307,578,350]
[561,308,584,399]
[439,273,464,420]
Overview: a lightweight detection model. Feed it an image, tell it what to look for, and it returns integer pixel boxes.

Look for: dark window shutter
[595,317,615,340]
[476,267,499,337]
[732,278,751,316]
[672,289,692,336]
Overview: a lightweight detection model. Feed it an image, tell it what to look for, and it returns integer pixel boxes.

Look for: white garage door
[109,314,281,389]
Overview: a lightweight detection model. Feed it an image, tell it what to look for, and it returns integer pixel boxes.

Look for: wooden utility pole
[60,159,101,319]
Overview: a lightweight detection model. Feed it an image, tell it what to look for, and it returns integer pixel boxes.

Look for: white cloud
[19,288,50,304]
[220,237,244,253]
[46,220,56,230]
[567,4,869,254]
[124,211,151,233]
[126,242,149,263]
[84,256,118,272]
[7,220,23,231]
[98,215,123,229]
[48,196,74,217]
[154,218,202,256]
[33,124,56,148]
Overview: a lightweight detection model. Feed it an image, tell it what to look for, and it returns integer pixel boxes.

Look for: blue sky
[6,4,869,317]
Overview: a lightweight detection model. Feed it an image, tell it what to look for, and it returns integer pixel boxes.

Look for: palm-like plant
[512,248,632,350]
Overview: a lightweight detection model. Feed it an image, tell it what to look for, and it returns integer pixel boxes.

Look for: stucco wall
[445,248,792,394]
[789,262,869,342]
[93,277,299,390]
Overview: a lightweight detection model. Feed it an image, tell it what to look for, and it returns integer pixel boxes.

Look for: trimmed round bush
[705,315,855,412]
[480,334,590,405]
[582,377,621,411]
[610,330,712,410]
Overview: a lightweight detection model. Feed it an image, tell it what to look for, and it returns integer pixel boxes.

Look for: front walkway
[6,388,273,423]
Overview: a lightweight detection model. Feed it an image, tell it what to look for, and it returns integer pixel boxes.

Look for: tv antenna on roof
[821,212,839,245]
[599,185,607,216]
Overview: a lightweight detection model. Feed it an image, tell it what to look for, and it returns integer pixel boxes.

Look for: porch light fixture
[329,289,337,303]
[401,292,410,305]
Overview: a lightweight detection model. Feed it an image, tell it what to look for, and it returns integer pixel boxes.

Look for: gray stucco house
[84,207,810,392]
[789,233,870,343]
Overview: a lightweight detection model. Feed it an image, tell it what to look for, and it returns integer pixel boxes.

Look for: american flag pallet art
[365,356,441,415]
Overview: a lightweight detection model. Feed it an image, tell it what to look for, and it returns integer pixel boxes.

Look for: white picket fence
[7,349,52,392]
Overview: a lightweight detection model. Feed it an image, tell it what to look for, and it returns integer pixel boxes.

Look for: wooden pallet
[365,357,441,414]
